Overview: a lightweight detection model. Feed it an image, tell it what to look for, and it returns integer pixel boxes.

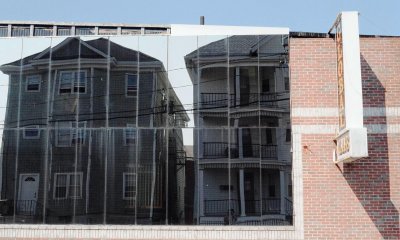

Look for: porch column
[239,169,246,216]
[199,170,205,216]
[280,170,286,215]
[237,123,243,159]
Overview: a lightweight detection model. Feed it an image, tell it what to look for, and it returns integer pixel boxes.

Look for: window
[124,124,137,145]
[285,128,291,142]
[262,77,270,92]
[284,77,290,91]
[54,174,67,199]
[56,121,86,146]
[71,121,86,144]
[126,74,137,97]
[266,128,274,145]
[26,75,41,92]
[54,173,82,199]
[268,185,276,197]
[56,122,71,146]
[23,125,40,139]
[123,173,136,200]
[59,71,87,94]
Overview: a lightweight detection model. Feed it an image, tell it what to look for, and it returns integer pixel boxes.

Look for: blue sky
[1,0,399,35]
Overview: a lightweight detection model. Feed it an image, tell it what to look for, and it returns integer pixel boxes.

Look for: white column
[280,170,286,215]
[239,169,246,217]
[199,170,205,216]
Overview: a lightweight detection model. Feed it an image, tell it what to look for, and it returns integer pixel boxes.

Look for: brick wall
[290,36,400,239]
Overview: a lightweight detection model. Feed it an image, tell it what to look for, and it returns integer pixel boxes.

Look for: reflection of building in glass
[0,37,189,224]
[185,35,292,225]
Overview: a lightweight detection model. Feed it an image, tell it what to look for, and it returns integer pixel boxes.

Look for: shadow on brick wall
[343,55,399,238]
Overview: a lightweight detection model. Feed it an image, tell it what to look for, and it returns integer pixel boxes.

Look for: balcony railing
[200,92,288,109]
[204,198,282,217]
[203,142,228,158]
[204,199,239,217]
[203,142,277,159]
[15,200,43,216]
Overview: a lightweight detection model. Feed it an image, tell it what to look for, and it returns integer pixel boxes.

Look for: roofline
[1,21,398,38]
[0,20,170,28]
[289,31,400,38]
[0,21,171,37]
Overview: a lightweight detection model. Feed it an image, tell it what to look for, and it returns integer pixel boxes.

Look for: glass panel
[257,33,292,226]
[98,28,117,36]
[57,27,71,36]
[76,27,95,36]
[138,35,168,128]
[34,26,53,36]
[11,26,30,37]
[121,28,141,35]
[0,26,8,37]
[105,36,139,224]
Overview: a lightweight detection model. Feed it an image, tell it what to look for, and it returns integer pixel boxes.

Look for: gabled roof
[3,37,159,67]
[184,35,287,65]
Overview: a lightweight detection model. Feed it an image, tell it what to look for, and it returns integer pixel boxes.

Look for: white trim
[292,107,400,117]
[125,73,138,98]
[53,172,83,200]
[58,70,88,95]
[25,75,41,92]
[292,125,337,134]
[122,172,136,200]
[23,125,40,139]
[292,124,400,134]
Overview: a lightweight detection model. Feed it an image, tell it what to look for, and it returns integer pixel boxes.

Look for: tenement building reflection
[0,34,292,226]
[186,35,292,225]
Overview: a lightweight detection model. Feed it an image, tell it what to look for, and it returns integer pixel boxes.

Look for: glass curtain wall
[0,34,291,225]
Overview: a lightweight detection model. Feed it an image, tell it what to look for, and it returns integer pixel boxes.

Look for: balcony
[203,142,277,160]
[200,92,288,110]
[204,198,281,217]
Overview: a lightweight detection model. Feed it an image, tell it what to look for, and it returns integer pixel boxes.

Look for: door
[239,69,250,106]
[244,173,255,215]
[242,128,253,157]
[18,174,39,215]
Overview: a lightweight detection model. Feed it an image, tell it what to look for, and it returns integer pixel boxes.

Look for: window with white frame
[126,74,137,97]
[59,71,87,94]
[23,125,40,139]
[26,75,41,92]
[54,173,82,199]
[56,121,86,146]
[123,173,136,200]
[124,124,136,145]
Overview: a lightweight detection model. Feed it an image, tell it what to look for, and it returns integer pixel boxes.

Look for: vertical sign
[336,21,346,131]
[331,12,368,163]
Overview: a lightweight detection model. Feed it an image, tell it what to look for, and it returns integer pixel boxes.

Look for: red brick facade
[290,36,400,239]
